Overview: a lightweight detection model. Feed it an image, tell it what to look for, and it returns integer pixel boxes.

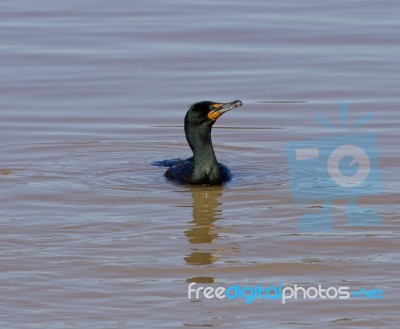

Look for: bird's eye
[209,104,222,111]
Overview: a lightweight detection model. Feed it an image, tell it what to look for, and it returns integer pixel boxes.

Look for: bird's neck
[187,127,222,185]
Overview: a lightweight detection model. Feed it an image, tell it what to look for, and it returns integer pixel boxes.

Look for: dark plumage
[156,100,242,185]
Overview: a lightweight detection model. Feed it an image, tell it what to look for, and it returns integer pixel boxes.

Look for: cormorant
[158,100,243,185]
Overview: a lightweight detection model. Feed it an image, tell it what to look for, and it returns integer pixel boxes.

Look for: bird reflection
[185,186,224,283]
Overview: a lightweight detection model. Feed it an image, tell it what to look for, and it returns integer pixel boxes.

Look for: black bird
[158,100,243,185]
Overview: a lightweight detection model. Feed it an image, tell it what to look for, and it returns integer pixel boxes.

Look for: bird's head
[184,100,243,128]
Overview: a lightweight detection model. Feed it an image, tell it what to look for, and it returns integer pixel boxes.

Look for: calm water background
[1,0,399,328]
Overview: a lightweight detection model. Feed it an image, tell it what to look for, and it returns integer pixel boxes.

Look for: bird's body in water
[155,100,243,185]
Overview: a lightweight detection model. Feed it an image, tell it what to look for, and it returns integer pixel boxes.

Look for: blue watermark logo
[188,282,383,304]
[286,103,382,231]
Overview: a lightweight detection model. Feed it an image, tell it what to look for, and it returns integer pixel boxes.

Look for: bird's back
[164,157,194,184]
[162,157,232,184]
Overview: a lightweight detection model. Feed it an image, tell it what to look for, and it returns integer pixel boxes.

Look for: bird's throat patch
[208,111,221,121]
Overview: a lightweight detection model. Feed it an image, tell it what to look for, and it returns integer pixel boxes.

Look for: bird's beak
[208,100,243,121]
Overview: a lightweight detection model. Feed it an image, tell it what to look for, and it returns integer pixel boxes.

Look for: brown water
[1,1,399,328]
